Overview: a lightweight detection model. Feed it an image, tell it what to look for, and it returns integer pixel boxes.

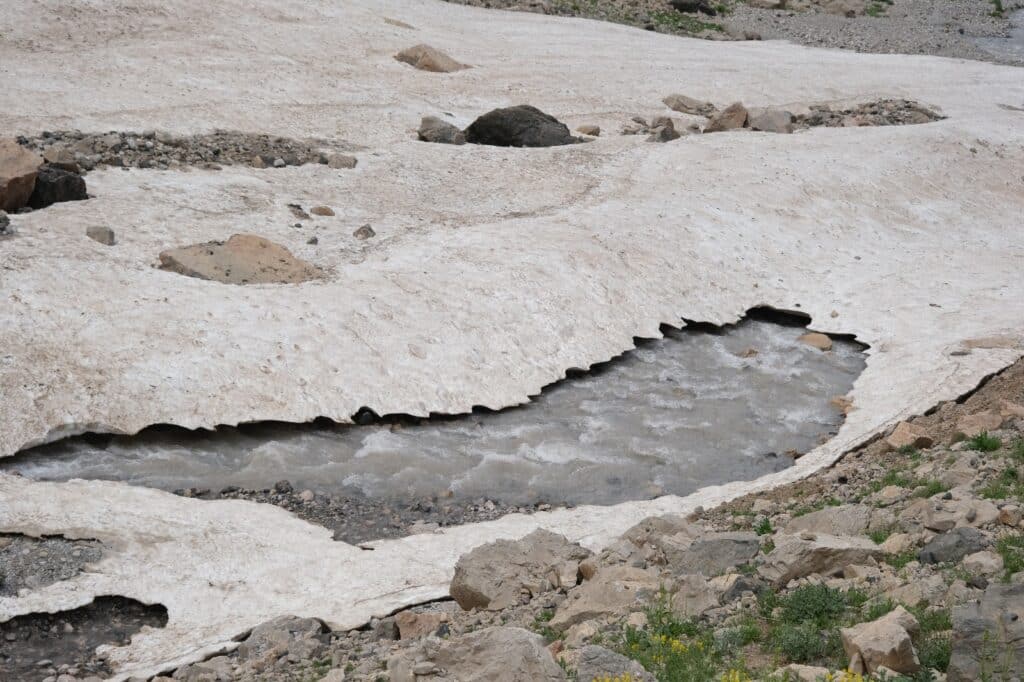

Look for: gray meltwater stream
[4,319,865,506]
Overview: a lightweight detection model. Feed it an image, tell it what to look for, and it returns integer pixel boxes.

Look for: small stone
[327,154,358,169]
[417,116,466,145]
[273,158,286,168]
[298,489,315,502]
[576,125,601,136]
[798,332,833,351]
[0,210,12,237]
[86,226,115,245]
[310,206,335,217]
[307,236,319,245]
[353,224,375,240]
[250,155,267,168]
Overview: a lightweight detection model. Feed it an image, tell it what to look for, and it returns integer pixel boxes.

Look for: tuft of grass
[531,609,561,643]
[769,622,835,663]
[779,584,848,628]
[649,10,723,34]
[978,467,1024,501]
[754,517,774,536]
[913,479,950,498]
[885,549,919,570]
[869,527,893,544]
[1011,439,1024,462]
[968,432,1002,452]
[996,535,1024,581]
[992,0,1005,16]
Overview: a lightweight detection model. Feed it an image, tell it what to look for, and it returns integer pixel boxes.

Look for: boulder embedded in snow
[662,94,716,116]
[798,332,833,351]
[464,105,578,148]
[394,44,469,73]
[748,108,794,133]
[0,139,43,211]
[450,529,591,611]
[27,165,88,209]
[418,116,467,145]
[158,234,324,285]
[703,102,748,133]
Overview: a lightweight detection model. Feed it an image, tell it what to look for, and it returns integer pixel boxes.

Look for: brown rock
[394,44,469,73]
[662,94,716,116]
[956,411,1003,437]
[576,125,601,137]
[158,234,323,285]
[327,154,357,169]
[353,224,375,240]
[394,610,445,639]
[0,139,43,211]
[841,606,920,674]
[43,146,80,173]
[885,421,934,450]
[418,116,466,145]
[86,226,116,246]
[798,332,833,351]
[999,400,1024,419]
[703,102,748,133]
[310,206,335,217]
[549,566,662,630]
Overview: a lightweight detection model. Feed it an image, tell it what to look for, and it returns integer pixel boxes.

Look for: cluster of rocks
[1,137,88,225]
[15,130,358,173]
[162,358,1024,681]
[0,535,102,597]
[419,105,582,148]
[177,480,554,545]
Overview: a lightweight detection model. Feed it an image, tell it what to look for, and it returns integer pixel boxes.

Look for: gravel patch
[0,534,102,597]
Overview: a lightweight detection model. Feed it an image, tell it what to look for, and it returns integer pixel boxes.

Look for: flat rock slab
[158,234,323,285]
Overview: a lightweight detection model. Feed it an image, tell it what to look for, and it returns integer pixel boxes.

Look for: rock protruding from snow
[158,234,324,285]
[464,105,579,148]
[418,116,467,145]
[450,529,592,611]
[0,138,43,211]
[394,44,470,73]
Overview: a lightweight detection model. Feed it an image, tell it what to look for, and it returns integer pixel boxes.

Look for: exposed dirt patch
[15,130,359,173]
[0,597,168,682]
[158,234,324,285]
[793,98,945,128]
[0,534,102,597]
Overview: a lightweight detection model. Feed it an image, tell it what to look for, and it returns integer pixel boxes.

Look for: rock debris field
[2,0,1024,681]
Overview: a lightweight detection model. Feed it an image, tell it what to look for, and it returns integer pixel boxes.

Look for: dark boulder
[670,0,718,16]
[27,165,87,209]
[917,527,989,564]
[464,105,578,148]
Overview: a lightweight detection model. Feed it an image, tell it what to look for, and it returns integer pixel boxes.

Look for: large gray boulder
[948,583,1024,681]
[576,645,655,682]
[917,527,989,564]
[786,504,872,537]
[464,105,578,148]
[666,531,760,576]
[450,529,591,611]
[758,533,885,586]
[387,627,565,682]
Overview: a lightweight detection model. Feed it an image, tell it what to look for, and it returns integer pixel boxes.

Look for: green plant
[866,2,886,16]
[754,517,774,536]
[769,622,835,663]
[617,594,724,681]
[913,479,950,498]
[979,467,1024,501]
[968,432,1003,452]
[869,527,893,544]
[996,534,1024,581]
[991,0,1005,16]
[864,598,896,621]
[532,609,561,643]
[885,550,919,570]
[1011,439,1024,462]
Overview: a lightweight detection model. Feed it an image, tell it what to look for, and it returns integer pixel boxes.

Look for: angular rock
[576,645,654,682]
[42,146,80,173]
[748,108,794,134]
[786,504,871,537]
[86,226,116,246]
[0,138,42,211]
[703,102,748,133]
[956,411,1002,437]
[963,550,1003,576]
[158,234,323,285]
[797,332,833,351]
[353,224,375,240]
[394,44,469,73]
[326,154,357,169]
[464,105,578,148]
[662,94,716,117]
[901,494,999,533]
[394,610,445,639]
[672,572,747,617]
[667,531,760,576]
[948,583,1024,681]
[759,533,885,586]
[387,627,564,682]
[418,116,467,145]
[450,529,591,611]
[841,606,920,674]
[549,565,663,629]
[885,421,934,450]
[27,165,88,209]
[235,616,328,663]
[918,527,989,564]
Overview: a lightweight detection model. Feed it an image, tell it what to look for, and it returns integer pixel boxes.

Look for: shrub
[968,432,1002,452]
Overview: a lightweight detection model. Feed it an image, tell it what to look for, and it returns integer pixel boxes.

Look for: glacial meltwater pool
[3,318,865,506]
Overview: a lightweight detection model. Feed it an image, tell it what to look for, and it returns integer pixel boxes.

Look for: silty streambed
[3,319,865,506]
